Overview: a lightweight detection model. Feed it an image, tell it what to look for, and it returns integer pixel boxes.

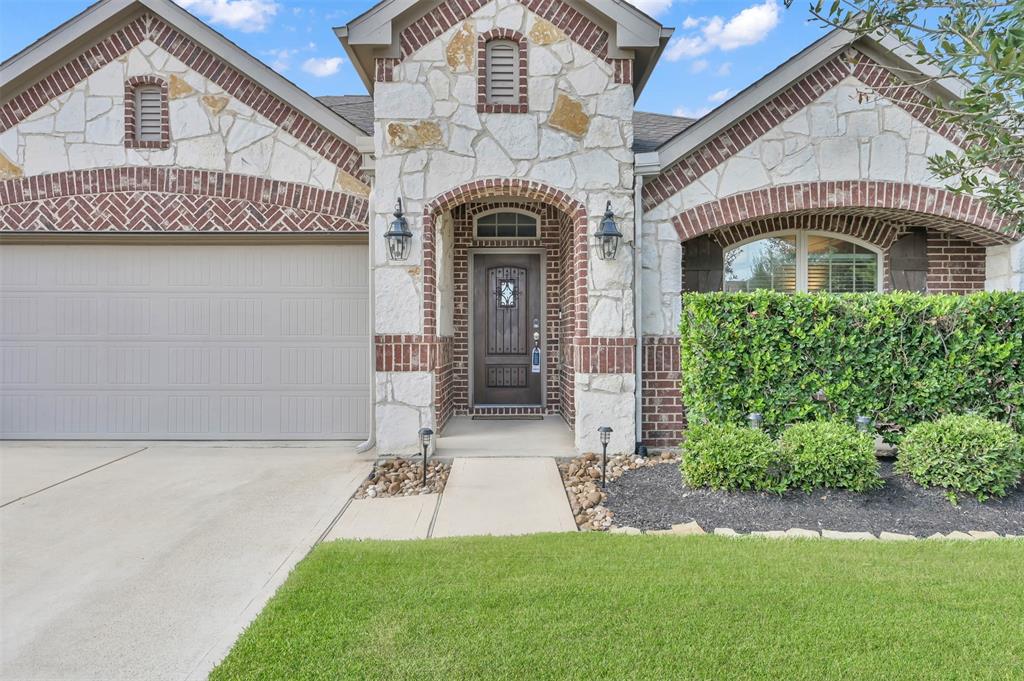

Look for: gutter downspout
[632,151,661,456]
[633,173,644,456]
[356,139,376,454]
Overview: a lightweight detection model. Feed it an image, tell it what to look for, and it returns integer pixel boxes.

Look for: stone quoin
[1,0,1020,449]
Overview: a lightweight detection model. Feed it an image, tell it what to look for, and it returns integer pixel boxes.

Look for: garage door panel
[1,244,370,439]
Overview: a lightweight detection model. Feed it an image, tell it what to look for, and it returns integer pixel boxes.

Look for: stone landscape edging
[608,523,1020,540]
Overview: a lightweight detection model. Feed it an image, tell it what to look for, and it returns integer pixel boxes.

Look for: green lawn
[212,534,1024,681]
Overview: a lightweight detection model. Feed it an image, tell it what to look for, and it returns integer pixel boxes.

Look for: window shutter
[135,88,163,141]
[889,227,929,292]
[682,235,724,292]
[486,41,518,103]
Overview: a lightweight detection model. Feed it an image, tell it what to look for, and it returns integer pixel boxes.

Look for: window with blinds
[485,40,518,103]
[135,87,163,141]
[806,235,878,293]
[723,232,881,294]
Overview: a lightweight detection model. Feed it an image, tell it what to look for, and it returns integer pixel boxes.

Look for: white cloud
[690,59,709,74]
[708,88,731,103]
[664,36,709,60]
[625,0,674,17]
[176,0,279,32]
[702,0,781,50]
[302,57,344,77]
[265,48,295,72]
[665,0,780,61]
[673,105,711,118]
[716,62,732,76]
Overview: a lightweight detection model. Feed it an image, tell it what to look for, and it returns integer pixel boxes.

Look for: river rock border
[355,457,450,499]
[559,452,679,531]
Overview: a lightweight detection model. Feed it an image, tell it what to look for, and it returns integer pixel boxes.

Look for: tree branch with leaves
[787,0,1024,232]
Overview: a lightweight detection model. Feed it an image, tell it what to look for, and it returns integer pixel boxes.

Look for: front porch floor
[435,415,575,458]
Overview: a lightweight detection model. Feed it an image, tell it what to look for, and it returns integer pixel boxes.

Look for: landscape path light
[747,412,763,430]
[598,426,613,488]
[418,427,433,486]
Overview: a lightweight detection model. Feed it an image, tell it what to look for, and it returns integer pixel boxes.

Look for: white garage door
[0,242,370,439]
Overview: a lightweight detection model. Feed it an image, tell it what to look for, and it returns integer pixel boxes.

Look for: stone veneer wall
[0,15,367,197]
[371,0,638,454]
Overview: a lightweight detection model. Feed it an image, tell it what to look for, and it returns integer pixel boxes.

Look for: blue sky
[0,0,829,118]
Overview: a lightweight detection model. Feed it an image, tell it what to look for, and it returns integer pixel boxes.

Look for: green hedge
[679,291,1023,440]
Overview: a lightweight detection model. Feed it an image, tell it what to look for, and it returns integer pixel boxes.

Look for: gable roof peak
[337,0,673,95]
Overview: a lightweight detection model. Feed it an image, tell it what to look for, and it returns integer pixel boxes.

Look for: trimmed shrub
[679,291,1024,440]
[680,422,785,493]
[780,421,882,492]
[897,414,1023,502]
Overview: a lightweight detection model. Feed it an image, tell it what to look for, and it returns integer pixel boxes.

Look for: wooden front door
[472,253,543,406]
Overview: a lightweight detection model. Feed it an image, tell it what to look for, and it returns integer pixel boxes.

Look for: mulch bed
[604,461,1024,537]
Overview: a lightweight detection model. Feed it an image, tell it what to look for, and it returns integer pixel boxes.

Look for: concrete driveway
[0,441,371,681]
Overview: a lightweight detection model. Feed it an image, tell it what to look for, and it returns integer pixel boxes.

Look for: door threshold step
[471,415,544,421]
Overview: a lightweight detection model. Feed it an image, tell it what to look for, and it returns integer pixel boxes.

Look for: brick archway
[421,179,592,428]
[671,181,1016,247]
[422,178,590,338]
[0,168,369,233]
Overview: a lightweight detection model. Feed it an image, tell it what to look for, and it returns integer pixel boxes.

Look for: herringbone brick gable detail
[0,169,368,233]
[0,13,365,181]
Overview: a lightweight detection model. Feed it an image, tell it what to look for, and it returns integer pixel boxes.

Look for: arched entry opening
[421,179,589,432]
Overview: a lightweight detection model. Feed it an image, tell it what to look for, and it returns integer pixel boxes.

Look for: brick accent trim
[0,13,364,181]
[422,178,590,338]
[123,76,169,149]
[671,181,1016,247]
[378,0,630,84]
[574,337,636,374]
[641,336,683,450]
[376,335,450,372]
[644,49,975,212]
[477,29,528,114]
[0,168,368,233]
[610,58,633,85]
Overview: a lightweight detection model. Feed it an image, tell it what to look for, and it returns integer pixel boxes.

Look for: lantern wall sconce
[384,198,413,261]
[593,201,622,261]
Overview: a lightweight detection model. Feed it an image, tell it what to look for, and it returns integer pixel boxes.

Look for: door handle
[531,318,541,374]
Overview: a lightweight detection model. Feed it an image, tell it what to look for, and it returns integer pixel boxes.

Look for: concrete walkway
[325,457,576,540]
[436,415,575,458]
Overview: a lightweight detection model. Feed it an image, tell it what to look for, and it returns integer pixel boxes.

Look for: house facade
[0,0,1020,454]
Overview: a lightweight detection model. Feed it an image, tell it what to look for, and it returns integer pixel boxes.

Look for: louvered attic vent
[135,87,163,141]
[486,40,518,103]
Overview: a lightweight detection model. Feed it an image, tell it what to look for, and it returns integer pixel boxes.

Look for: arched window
[475,210,538,238]
[724,231,882,293]
[477,30,527,113]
